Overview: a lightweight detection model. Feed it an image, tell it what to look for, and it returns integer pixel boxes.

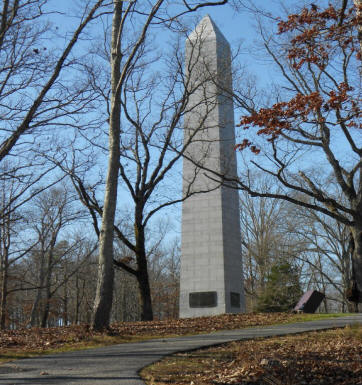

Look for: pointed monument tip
[202,14,212,21]
[187,14,229,45]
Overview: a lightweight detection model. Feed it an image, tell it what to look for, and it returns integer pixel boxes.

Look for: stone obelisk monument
[179,15,245,318]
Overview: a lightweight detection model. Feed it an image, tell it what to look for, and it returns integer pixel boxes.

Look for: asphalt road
[0,314,361,385]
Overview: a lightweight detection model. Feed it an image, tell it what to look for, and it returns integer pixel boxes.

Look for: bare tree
[217,1,362,308]
[24,187,85,327]
[0,2,108,321]
[0,0,107,164]
[0,175,21,329]
[54,241,98,326]
[110,217,179,322]
[289,201,357,312]
[0,164,42,329]
[64,0,232,329]
[74,40,222,322]
[149,239,180,320]
[239,177,307,311]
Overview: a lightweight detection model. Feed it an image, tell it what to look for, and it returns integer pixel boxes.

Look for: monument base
[179,290,244,318]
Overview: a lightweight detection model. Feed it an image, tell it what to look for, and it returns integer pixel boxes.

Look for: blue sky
[40,0,356,247]
[42,0,291,243]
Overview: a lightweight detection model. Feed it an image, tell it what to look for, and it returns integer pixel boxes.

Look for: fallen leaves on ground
[110,312,299,336]
[142,324,362,385]
[0,313,346,359]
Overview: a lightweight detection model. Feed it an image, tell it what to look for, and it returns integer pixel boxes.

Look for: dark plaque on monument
[230,292,240,308]
[189,291,217,308]
[294,290,325,313]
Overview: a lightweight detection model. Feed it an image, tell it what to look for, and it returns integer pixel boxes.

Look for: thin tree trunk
[30,251,46,327]
[63,294,68,326]
[30,292,41,327]
[0,201,11,329]
[41,253,53,328]
[41,295,50,327]
[63,265,68,325]
[92,0,122,330]
[75,274,80,324]
[0,261,8,329]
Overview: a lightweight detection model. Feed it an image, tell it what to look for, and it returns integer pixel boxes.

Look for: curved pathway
[0,315,361,385]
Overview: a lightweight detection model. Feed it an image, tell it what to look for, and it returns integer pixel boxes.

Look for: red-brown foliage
[236,3,361,152]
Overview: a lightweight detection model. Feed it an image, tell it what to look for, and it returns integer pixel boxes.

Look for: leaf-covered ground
[0,313,348,362]
[142,324,362,385]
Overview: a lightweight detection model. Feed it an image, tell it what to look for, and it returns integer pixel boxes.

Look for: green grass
[286,312,354,323]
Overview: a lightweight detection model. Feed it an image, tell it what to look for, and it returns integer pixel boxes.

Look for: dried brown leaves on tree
[234,1,362,308]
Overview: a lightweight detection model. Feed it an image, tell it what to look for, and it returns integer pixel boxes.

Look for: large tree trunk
[92,0,122,330]
[136,257,153,321]
[134,215,153,321]
[350,220,362,310]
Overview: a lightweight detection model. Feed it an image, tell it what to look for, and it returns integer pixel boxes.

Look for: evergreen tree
[256,262,303,312]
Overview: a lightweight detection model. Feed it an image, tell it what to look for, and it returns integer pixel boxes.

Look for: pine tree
[256,262,303,312]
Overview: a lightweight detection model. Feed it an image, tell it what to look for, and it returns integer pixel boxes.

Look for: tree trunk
[75,274,80,325]
[30,292,41,327]
[63,294,68,326]
[343,233,355,312]
[63,266,68,326]
[0,261,8,330]
[92,0,122,330]
[350,220,362,311]
[41,254,53,328]
[135,224,153,321]
[137,266,153,321]
[0,207,11,329]
[30,251,46,327]
[41,296,50,328]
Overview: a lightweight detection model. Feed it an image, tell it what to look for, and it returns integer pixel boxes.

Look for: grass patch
[288,312,353,322]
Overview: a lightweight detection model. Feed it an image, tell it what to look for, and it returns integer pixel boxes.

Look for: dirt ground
[141,324,362,385]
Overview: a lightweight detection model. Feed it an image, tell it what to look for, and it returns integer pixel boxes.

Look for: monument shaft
[180,16,245,318]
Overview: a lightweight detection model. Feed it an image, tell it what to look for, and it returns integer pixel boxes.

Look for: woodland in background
[0,0,360,330]
[0,183,180,329]
[232,0,361,311]
[0,179,356,330]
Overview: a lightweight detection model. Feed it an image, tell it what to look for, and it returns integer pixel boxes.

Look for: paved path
[0,315,361,385]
